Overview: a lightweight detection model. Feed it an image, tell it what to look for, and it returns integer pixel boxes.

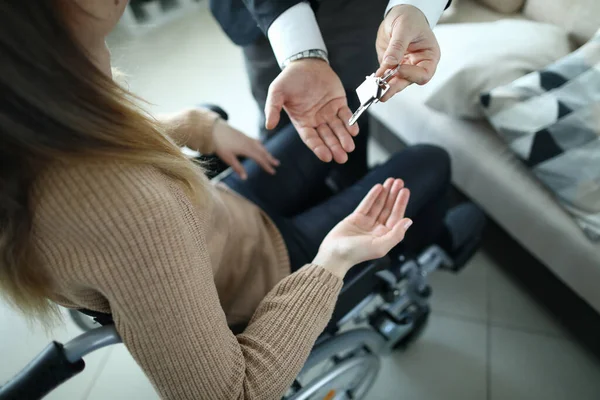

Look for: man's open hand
[265,59,360,164]
[376,4,441,102]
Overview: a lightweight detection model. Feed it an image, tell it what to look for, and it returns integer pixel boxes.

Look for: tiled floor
[2,3,600,399]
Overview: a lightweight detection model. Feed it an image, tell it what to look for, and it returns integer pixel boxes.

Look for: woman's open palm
[318,178,412,271]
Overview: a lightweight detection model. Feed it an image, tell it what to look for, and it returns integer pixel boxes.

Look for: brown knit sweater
[30,158,343,399]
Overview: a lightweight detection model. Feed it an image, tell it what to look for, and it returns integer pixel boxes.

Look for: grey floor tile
[109,4,260,139]
[429,250,489,322]
[86,344,160,400]
[490,326,600,400]
[368,315,487,400]
[488,258,567,337]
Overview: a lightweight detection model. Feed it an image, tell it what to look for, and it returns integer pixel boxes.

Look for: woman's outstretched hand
[314,178,412,278]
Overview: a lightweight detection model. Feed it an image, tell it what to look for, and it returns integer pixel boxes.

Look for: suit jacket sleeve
[241,0,313,34]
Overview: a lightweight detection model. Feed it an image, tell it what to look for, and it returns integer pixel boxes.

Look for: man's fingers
[355,184,383,215]
[265,89,284,130]
[317,124,348,164]
[386,187,410,228]
[380,34,408,71]
[298,126,333,162]
[375,64,391,78]
[380,61,438,102]
[379,76,412,102]
[328,117,355,154]
[397,63,435,86]
[338,107,360,136]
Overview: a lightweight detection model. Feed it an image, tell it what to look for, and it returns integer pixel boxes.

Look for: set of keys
[349,65,400,126]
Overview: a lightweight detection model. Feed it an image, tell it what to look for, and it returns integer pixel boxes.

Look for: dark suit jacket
[210,0,451,46]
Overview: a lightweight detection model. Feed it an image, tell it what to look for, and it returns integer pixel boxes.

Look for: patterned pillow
[481,29,600,241]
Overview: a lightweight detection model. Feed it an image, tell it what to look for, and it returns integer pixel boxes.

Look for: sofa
[369,0,600,312]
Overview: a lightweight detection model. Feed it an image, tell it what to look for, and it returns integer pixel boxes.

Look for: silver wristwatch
[281,49,329,69]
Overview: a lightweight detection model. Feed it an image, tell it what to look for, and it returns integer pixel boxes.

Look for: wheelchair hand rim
[286,352,380,400]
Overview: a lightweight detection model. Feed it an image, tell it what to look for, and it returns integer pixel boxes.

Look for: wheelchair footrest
[440,232,482,273]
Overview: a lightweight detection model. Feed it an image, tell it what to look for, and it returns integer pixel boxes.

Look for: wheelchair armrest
[199,104,228,121]
[324,257,391,333]
[0,342,84,400]
[0,326,121,400]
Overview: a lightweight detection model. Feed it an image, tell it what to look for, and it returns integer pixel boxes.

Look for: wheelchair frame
[0,243,461,400]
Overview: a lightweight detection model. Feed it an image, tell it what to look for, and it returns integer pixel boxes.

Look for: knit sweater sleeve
[159,108,220,154]
[36,163,342,400]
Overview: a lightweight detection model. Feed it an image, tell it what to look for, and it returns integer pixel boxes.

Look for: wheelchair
[0,107,484,400]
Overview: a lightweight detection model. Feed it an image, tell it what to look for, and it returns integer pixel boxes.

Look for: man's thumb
[265,88,284,131]
[381,34,407,70]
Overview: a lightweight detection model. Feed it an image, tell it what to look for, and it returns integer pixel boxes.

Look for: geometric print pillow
[481,29,600,241]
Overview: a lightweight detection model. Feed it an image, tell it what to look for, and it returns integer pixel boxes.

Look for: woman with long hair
[0,1,454,398]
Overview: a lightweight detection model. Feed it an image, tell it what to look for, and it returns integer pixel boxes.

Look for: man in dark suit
[211,0,452,183]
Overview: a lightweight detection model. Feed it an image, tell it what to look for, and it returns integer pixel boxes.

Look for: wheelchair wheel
[286,348,380,400]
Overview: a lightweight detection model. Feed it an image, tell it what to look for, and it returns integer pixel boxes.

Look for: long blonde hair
[0,1,207,321]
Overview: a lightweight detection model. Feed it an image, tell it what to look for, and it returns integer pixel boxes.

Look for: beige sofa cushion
[524,0,600,45]
[425,20,570,118]
[477,0,525,14]
[441,0,525,24]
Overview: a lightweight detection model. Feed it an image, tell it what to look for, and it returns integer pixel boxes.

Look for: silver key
[349,74,385,126]
[348,66,400,126]
[348,99,376,126]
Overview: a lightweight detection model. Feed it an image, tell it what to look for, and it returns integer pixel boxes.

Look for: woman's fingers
[246,140,279,175]
[377,179,404,224]
[221,152,247,180]
[386,187,410,228]
[252,139,280,167]
[253,153,276,175]
[355,184,384,215]
[263,147,281,167]
[373,217,413,250]
[368,178,394,220]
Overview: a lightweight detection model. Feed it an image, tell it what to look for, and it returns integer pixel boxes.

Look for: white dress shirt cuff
[385,0,448,28]
[267,2,328,68]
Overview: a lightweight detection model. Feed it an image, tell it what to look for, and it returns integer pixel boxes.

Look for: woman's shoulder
[31,159,208,274]
[29,160,210,297]
[33,160,170,208]
[31,160,187,237]
[36,159,163,192]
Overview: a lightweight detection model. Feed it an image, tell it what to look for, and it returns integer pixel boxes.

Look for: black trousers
[223,124,450,271]
[242,0,390,182]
